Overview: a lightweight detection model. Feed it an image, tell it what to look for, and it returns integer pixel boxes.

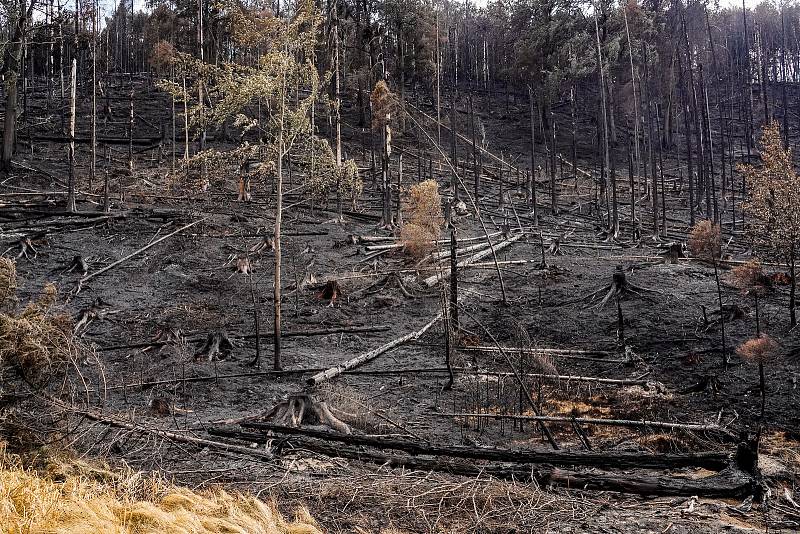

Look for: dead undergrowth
[0,443,321,534]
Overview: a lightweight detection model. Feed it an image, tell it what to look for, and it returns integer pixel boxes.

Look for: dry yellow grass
[0,282,74,381]
[399,223,436,259]
[0,445,321,534]
[736,334,779,365]
[688,220,721,261]
[400,180,443,258]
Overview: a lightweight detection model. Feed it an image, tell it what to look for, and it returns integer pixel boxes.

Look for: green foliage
[156,0,360,201]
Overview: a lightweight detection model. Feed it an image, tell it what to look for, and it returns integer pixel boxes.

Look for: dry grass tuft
[0,443,321,534]
[736,334,779,365]
[0,258,17,309]
[0,283,74,381]
[399,223,435,259]
[400,180,443,259]
[729,259,771,295]
[688,220,721,261]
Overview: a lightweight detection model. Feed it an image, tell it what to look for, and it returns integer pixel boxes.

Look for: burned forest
[2,0,800,531]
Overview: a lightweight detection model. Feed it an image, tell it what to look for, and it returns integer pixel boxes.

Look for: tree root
[358,272,436,300]
[248,236,274,255]
[680,374,720,395]
[3,236,40,261]
[263,393,351,434]
[145,325,186,356]
[580,265,663,310]
[548,235,564,256]
[73,298,118,336]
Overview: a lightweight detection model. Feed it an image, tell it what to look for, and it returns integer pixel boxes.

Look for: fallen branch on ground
[421,233,523,288]
[78,217,208,288]
[306,314,442,386]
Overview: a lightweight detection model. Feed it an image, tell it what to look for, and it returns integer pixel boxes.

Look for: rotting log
[306,313,442,386]
[228,423,733,471]
[421,233,523,288]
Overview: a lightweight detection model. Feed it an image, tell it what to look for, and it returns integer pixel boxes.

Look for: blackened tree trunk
[678,52,695,227]
[528,86,538,223]
[449,27,458,201]
[1,0,35,171]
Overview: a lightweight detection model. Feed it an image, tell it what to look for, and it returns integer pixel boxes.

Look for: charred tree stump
[263,393,351,434]
[581,265,661,309]
[194,332,235,361]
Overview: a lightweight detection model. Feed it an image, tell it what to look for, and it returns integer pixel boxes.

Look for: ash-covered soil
[1,77,799,532]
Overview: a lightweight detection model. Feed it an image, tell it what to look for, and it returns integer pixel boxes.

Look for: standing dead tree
[688,220,727,369]
[738,122,800,329]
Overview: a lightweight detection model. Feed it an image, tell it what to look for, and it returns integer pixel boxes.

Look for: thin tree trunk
[91,0,97,193]
[1,0,33,171]
[714,259,727,370]
[273,48,288,371]
[528,86,538,223]
[790,242,796,328]
[67,60,77,213]
[333,4,343,220]
[593,2,611,227]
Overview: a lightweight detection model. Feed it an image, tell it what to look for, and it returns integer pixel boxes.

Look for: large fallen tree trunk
[223,423,733,471]
[547,466,754,498]
[421,233,523,288]
[436,412,735,439]
[237,433,754,498]
[306,313,442,386]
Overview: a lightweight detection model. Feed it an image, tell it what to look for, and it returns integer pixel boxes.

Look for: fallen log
[421,233,523,288]
[473,371,656,387]
[79,218,207,286]
[227,432,753,498]
[306,313,442,386]
[430,240,492,260]
[459,345,628,364]
[461,345,615,356]
[241,324,391,340]
[547,466,754,498]
[51,399,275,461]
[436,413,736,438]
[97,325,392,352]
[229,423,733,471]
